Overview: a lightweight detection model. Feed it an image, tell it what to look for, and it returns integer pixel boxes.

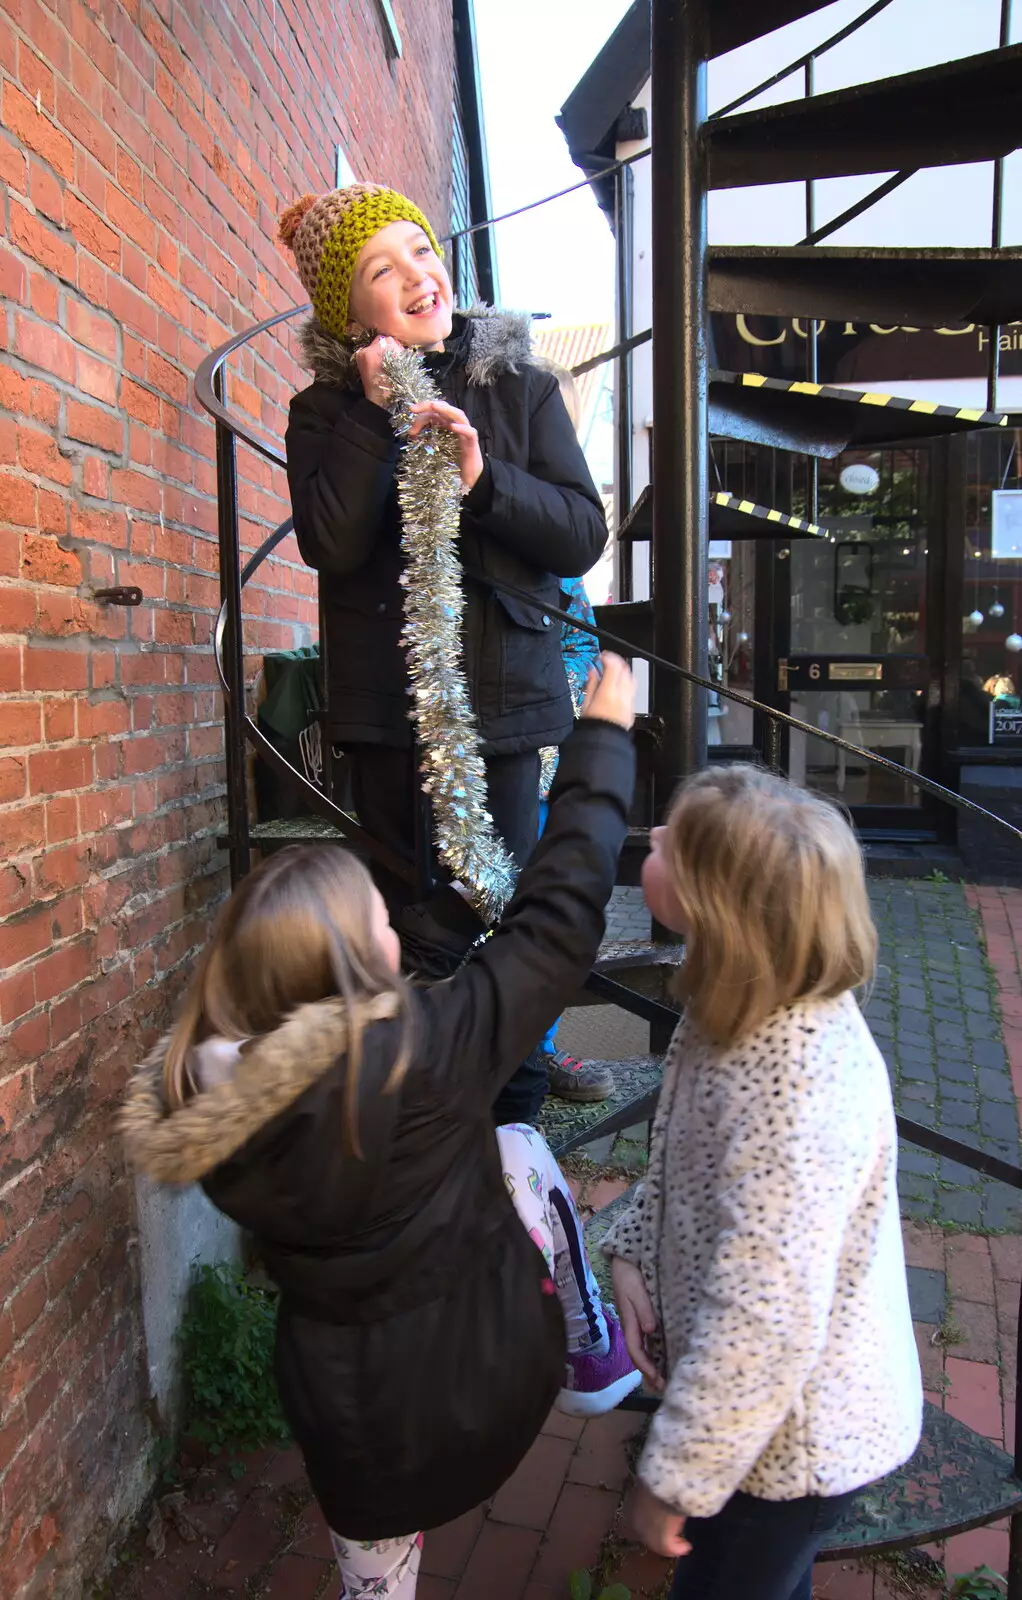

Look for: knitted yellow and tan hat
[278,184,444,341]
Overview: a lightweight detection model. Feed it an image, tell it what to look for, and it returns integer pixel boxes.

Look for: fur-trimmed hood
[120,993,399,1187]
[298,303,535,389]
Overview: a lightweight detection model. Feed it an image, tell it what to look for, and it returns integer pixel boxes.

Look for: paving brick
[945,1524,1009,1582]
[454,1522,542,1600]
[938,1189,984,1228]
[981,1188,1022,1232]
[490,1433,575,1531]
[813,1561,876,1598]
[950,1299,1000,1364]
[541,1407,586,1442]
[530,1482,620,1590]
[260,1553,330,1599]
[980,1099,1018,1139]
[567,1409,645,1492]
[291,1505,335,1563]
[945,1357,1004,1440]
[946,1238,995,1305]
[914,1322,945,1396]
[419,1578,458,1600]
[194,1485,292,1588]
[422,1508,485,1581]
[906,1267,946,1324]
[990,1235,1022,1280]
[978,1066,1015,1102]
[902,1223,946,1272]
[605,1540,674,1595]
[936,1097,980,1129]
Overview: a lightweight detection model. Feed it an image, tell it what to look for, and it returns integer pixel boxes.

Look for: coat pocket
[494,586,565,714]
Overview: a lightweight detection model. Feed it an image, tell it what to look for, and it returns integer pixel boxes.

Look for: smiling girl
[279,183,608,1123]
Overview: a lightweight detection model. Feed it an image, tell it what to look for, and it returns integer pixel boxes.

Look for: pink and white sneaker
[557,1308,643,1417]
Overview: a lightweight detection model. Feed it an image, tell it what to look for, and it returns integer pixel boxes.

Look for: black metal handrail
[709,0,897,122]
[208,504,1022,1203]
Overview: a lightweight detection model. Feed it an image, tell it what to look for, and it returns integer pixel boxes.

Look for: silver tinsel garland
[381,344,518,923]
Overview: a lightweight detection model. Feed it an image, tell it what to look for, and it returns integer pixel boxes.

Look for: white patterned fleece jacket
[602,992,922,1519]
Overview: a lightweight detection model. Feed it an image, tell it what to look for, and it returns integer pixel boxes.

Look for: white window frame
[376,0,402,58]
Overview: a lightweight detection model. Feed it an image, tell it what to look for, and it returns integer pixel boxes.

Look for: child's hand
[408,400,484,493]
[623,1481,691,1559]
[355,335,404,409]
[611,1257,664,1391]
[581,652,635,730]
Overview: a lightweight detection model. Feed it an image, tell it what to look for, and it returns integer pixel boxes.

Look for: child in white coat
[605,764,922,1600]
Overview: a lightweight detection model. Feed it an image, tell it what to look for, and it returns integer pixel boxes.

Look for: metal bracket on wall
[94,587,143,606]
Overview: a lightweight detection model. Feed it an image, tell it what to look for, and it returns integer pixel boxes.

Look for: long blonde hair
[663,765,877,1047]
[163,846,414,1155]
[532,354,581,431]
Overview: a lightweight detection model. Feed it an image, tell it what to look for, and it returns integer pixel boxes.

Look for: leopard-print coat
[602,991,922,1518]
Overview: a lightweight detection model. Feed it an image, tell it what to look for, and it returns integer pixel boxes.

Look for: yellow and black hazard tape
[727,371,1009,428]
[711,490,826,538]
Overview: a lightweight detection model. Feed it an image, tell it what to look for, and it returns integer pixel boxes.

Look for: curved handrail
[210,508,1022,857]
[709,0,897,122]
[194,305,304,469]
[198,325,1022,1226]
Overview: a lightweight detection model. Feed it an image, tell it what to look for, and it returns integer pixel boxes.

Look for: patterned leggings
[329,1124,606,1598]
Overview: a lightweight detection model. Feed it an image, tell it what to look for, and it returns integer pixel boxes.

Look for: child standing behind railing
[607,765,922,1600]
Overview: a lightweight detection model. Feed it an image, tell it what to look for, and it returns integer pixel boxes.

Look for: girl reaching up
[123,655,641,1600]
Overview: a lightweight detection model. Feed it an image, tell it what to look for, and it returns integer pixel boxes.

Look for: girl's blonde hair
[532,354,581,431]
[163,845,413,1155]
[663,765,877,1047]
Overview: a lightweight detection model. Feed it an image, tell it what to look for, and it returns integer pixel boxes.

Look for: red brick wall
[0,0,455,1591]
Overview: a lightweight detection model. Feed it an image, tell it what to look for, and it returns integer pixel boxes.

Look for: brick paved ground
[98,884,1022,1598]
[609,880,1022,1230]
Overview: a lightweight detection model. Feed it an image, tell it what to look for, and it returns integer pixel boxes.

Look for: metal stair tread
[710,245,1022,327]
[821,1399,1022,1556]
[217,816,348,848]
[707,42,1022,190]
[710,368,1008,459]
[619,485,830,545]
[540,1055,663,1160]
[596,938,685,971]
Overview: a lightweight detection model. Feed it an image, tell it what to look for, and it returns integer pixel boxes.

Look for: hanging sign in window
[991,491,1022,560]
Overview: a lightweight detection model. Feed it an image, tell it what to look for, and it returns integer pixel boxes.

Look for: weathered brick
[9,201,74,282]
[0,473,36,527]
[64,400,122,453]
[17,428,73,485]
[0,6,458,1594]
[14,315,75,383]
[1,82,74,179]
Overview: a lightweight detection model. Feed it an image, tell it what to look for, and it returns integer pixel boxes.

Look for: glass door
[778,444,942,833]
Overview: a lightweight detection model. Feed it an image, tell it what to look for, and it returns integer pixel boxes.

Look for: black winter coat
[285,309,608,754]
[121,720,635,1537]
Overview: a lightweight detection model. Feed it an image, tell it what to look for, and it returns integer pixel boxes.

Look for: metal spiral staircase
[196,0,1022,1584]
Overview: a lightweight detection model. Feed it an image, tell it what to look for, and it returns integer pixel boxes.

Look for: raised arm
[417,658,635,1109]
[285,385,399,578]
[464,374,608,578]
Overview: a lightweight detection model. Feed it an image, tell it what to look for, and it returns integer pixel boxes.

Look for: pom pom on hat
[278,195,318,248]
[276,183,443,340]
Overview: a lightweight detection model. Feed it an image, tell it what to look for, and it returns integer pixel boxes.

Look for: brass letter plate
[829,662,882,682]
